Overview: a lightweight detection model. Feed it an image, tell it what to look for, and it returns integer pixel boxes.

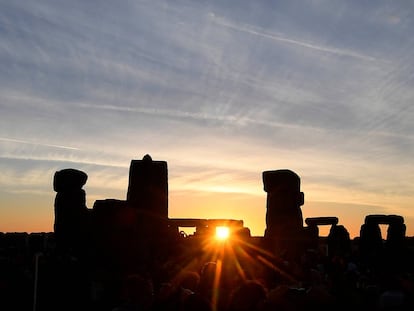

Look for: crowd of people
[2,230,413,311]
[109,237,414,311]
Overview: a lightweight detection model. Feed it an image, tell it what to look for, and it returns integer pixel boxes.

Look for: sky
[1,0,414,238]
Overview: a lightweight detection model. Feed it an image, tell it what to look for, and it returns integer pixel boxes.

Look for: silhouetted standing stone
[360,214,408,270]
[53,168,88,193]
[327,225,351,258]
[53,168,88,254]
[385,215,407,270]
[263,170,304,237]
[90,199,146,276]
[127,154,168,220]
[386,215,406,249]
[304,217,339,253]
[359,214,386,269]
[126,155,170,273]
[263,169,304,258]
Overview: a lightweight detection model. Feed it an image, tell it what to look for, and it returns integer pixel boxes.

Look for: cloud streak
[210,14,380,62]
[0,137,79,151]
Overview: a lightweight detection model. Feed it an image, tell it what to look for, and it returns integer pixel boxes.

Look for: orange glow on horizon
[1,187,413,239]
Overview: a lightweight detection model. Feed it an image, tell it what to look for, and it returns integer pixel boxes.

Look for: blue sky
[1,0,414,237]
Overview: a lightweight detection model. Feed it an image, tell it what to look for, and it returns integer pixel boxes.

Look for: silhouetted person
[227,280,267,311]
[153,270,203,311]
[263,169,304,259]
[112,274,154,311]
[198,262,217,305]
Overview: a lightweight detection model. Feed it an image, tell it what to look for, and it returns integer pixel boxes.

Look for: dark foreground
[1,231,414,311]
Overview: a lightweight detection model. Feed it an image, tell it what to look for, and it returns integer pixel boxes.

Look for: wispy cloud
[77,102,325,132]
[210,14,380,62]
[0,137,79,150]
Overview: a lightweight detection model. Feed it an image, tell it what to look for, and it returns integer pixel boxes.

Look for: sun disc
[215,226,230,240]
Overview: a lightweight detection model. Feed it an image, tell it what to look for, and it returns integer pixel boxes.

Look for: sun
[215,226,230,241]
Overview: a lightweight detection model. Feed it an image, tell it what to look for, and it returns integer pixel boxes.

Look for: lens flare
[215,226,230,240]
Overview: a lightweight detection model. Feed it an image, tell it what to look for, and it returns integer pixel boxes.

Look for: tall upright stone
[126,154,169,265]
[386,215,406,249]
[263,169,304,258]
[53,168,88,254]
[359,215,385,266]
[127,154,168,220]
[385,215,406,270]
[327,224,351,258]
